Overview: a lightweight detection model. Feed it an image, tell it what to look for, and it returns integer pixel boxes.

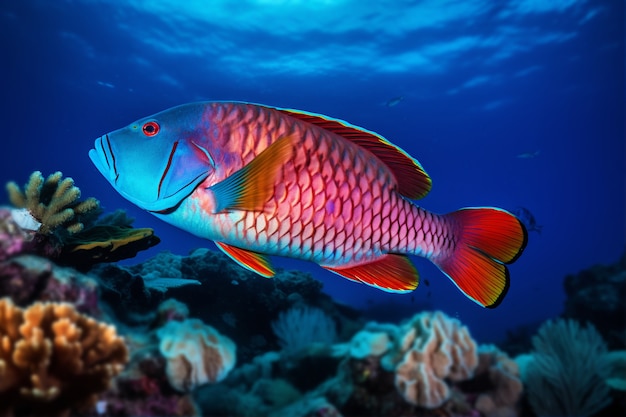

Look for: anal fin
[323,254,419,293]
[215,242,275,278]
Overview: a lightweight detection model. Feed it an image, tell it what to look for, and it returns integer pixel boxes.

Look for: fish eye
[142,121,160,136]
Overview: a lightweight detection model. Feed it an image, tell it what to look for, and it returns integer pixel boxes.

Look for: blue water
[1,0,623,343]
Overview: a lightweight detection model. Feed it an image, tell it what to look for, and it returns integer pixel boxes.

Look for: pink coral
[157,318,236,392]
[102,351,200,416]
[473,345,523,417]
[0,255,100,317]
[393,311,478,408]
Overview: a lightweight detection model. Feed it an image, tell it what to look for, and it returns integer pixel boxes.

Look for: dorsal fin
[274,107,432,199]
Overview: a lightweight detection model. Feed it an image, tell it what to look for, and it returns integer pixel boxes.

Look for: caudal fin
[432,208,527,308]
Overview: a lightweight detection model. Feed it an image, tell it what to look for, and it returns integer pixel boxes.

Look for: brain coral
[474,344,523,417]
[157,318,236,392]
[393,311,478,408]
[0,298,128,416]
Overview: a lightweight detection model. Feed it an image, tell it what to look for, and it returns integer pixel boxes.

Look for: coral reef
[0,208,39,262]
[3,172,160,271]
[600,350,626,391]
[58,224,160,271]
[341,328,391,359]
[193,310,523,417]
[517,318,611,417]
[0,254,100,316]
[0,205,160,271]
[13,194,625,417]
[272,305,337,352]
[471,345,523,417]
[391,311,478,408]
[6,171,99,235]
[99,347,201,417]
[563,250,626,349]
[0,298,128,416]
[157,318,237,392]
[195,349,351,417]
[94,248,364,363]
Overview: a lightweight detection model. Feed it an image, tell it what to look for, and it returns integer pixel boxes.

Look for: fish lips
[89,135,207,213]
[89,135,118,184]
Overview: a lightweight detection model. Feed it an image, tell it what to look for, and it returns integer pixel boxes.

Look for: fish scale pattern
[208,102,293,170]
[205,103,453,266]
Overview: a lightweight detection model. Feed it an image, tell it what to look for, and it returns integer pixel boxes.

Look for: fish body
[90,102,527,307]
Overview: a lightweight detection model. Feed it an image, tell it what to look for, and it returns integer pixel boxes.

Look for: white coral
[271,306,337,352]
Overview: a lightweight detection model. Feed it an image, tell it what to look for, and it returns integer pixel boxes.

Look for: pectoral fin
[209,134,296,213]
[323,254,419,293]
[215,241,275,278]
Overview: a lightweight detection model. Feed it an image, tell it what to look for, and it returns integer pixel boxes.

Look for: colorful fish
[89,102,527,308]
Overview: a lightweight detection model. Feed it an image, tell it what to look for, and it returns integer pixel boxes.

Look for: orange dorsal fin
[209,134,296,212]
[215,242,275,277]
[274,107,432,200]
[323,254,419,293]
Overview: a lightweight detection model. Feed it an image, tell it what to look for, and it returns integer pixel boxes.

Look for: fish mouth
[89,135,210,214]
[89,135,118,184]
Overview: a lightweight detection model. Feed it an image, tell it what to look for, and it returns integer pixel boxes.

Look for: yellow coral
[0,298,128,416]
[6,171,99,234]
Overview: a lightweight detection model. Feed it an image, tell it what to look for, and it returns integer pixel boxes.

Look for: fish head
[89,103,216,213]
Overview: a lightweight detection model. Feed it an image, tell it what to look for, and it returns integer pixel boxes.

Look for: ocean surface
[1,0,623,344]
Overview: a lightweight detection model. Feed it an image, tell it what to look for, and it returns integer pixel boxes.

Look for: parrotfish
[89,102,527,308]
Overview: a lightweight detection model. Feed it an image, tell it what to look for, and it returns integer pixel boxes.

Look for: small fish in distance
[384,96,404,107]
[516,150,540,159]
[89,101,527,308]
[512,206,542,234]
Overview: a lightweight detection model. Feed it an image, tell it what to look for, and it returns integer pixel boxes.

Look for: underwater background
[0,1,624,416]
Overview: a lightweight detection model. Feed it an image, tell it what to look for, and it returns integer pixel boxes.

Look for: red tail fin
[432,208,527,308]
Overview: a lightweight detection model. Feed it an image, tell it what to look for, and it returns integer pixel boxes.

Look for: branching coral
[0,298,128,416]
[5,172,160,269]
[6,171,99,234]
